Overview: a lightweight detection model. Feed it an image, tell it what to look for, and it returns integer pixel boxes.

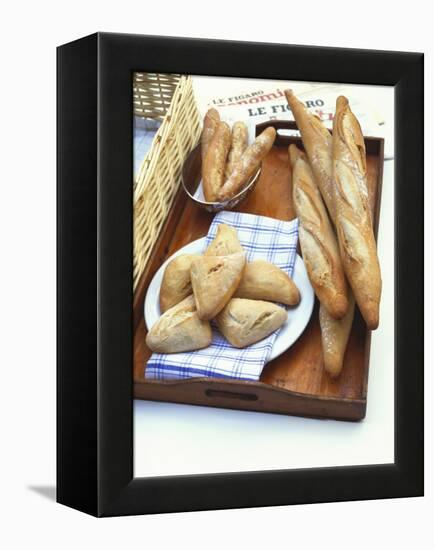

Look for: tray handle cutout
[205,389,259,402]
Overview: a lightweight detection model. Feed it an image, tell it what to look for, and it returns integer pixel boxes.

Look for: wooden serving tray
[133,120,384,421]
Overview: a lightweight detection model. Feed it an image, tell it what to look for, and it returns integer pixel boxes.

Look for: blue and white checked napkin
[145,211,299,381]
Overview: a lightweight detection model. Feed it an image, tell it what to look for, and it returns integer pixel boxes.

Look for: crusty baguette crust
[234,259,300,306]
[201,108,220,162]
[202,121,231,202]
[205,224,244,256]
[225,121,249,179]
[285,90,336,222]
[218,127,276,201]
[319,294,355,378]
[217,298,287,348]
[290,145,348,319]
[159,254,199,313]
[332,96,381,330]
[146,296,212,354]
[190,252,246,320]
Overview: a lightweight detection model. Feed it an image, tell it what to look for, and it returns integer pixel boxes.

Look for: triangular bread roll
[217,298,287,348]
[159,254,200,313]
[146,296,212,354]
[234,260,300,306]
[204,224,244,256]
[190,252,246,320]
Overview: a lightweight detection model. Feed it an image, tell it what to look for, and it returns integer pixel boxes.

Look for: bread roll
[234,260,300,306]
[205,223,244,256]
[146,296,212,354]
[201,108,220,161]
[290,145,348,319]
[159,254,199,313]
[225,121,248,179]
[285,90,336,221]
[319,295,355,378]
[217,298,287,348]
[190,252,246,320]
[202,121,231,202]
[332,96,381,330]
[218,127,276,201]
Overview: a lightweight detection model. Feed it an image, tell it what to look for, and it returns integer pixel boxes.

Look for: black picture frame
[57,32,424,517]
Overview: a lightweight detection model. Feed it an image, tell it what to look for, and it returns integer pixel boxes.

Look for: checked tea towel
[145,211,299,381]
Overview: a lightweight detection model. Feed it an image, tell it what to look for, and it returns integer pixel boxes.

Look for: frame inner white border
[133,76,395,477]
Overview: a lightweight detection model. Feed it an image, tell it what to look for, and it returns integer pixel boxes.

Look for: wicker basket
[133,72,182,120]
[133,75,201,290]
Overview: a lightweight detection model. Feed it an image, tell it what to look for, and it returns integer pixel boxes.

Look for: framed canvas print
[57,33,424,516]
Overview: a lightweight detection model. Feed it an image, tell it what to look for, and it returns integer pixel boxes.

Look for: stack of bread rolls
[146,224,300,353]
[285,90,381,378]
[200,109,276,202]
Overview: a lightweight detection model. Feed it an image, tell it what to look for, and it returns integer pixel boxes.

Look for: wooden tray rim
[134,377,367,405]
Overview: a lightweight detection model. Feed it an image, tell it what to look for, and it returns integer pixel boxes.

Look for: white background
[0,1,431,548]
[135,80,395,477]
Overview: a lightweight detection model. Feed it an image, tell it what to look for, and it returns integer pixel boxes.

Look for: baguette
[225,121,249,179]
[218,127,276,201]
[202,121,231,202]
[201,108,220,161]
[319,295,355,378]
[285,90,336,221]
[332,96,381,330]
[290,145,348,319]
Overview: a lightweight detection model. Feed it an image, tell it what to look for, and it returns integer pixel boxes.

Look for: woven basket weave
[133,75,201,290]
[133,72,181,120]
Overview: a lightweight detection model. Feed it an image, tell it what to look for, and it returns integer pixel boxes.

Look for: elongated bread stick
[285,90,336,222]
[201,108,220,161]
[319,295,355,378]
[332,96,381,330]
[290,145,348,319]
[225,121,248,179]
[202,121,231,202]
[284,96,357,374]
[218,127,276,201]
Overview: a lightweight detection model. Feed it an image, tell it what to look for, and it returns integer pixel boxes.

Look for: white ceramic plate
[144,237,315,362]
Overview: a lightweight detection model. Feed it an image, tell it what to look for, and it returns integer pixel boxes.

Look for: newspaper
[134,79,393,179]
[193,79,393,159]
